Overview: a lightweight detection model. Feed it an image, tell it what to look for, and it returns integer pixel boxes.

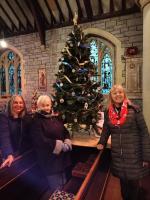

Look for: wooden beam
[98,0,103,15]
[44,0,57,25]
[122,0,126,11]
[25,0,45,46]
[5,0,26,30]
[15,0,33,30]
[83,0,93,19]
[0,16,12,34]
[65,0,73,21]
[76,0,83,19]
[0,4,18,31]
[55,0,65,23]
[110,0,114,13]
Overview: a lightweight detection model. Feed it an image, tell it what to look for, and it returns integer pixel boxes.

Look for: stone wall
[4,12,143,109]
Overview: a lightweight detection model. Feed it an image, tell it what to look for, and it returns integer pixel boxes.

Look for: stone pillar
[137,0,150,131]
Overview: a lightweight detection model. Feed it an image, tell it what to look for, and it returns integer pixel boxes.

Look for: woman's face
[111,87,125,106]
[38,98,52,113]
[12,96,25,115]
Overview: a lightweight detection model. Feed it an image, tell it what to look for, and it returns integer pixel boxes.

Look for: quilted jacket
[99,104,150,180]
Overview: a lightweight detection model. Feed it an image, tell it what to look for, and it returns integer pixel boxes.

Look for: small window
[0,50,22,96]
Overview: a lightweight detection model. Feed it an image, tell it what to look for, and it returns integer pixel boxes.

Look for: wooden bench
[0,150,48,200]
[62,148,111,200]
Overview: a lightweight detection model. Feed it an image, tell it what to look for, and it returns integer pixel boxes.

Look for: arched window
[0,50,22,96]
[88,37,114,94]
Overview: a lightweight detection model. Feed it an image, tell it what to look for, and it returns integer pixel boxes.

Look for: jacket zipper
[119,129,123,156]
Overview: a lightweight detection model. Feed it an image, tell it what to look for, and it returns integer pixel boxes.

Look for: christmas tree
[53,13,103,134]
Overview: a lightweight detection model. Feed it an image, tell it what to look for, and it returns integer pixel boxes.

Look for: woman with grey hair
[30,95,72,192]
[0,95,31,168]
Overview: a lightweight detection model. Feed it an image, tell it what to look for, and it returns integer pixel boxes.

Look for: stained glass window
[9,64,15,95]
[89,40,98,81]
[0,50,22,96]
[8,51,15,61]
[101,53,112,94]
[89,38,113,94]
[0,66,6,95]
[17,64,22,94]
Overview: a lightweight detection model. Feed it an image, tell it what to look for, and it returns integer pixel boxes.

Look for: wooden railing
[74,149,110,200]
[75,150,103,200]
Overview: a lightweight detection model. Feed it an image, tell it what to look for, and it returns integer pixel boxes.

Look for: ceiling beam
[98,0,103,15]
[83,0,93,20]
[25,0,46,46]
[0,4,18,31]
[44,0,57,25]
[76,0,83,20]
[55,0,65,23]
[5,0,26,30]
[15,0,33,30]
[110,0,114,13]
[0,16,12,34]
[122,0,126,11]
[65,0,73,21]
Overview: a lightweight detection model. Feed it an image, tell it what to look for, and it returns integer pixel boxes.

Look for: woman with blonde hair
[97,84,150,200]
[0,95,31,168]
[30,95,72,192]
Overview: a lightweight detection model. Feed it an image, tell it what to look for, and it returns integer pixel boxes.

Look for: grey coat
[99,104,150,180]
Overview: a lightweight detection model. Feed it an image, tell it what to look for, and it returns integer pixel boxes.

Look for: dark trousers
[120,179,140,200]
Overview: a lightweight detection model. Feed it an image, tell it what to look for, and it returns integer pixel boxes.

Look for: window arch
[88,37,114,94]
[0,49,22,96]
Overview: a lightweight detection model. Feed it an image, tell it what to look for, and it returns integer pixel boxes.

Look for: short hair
[37,95,52,109]
[8,95,26,118]
[108,84,128,106]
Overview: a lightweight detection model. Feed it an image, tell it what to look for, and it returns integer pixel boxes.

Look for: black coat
[99,104,150,180]
[30,112,71,176]
[0,112,32,158]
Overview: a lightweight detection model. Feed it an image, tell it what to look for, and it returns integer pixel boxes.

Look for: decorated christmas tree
[53,13,103,135]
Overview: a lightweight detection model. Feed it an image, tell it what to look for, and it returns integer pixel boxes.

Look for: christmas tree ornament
[74,118,78,123]
[72,92,75,96]
[60,98,64,103]
[62,114,66,120]
[84,103,88,110]
[92,118,96,123]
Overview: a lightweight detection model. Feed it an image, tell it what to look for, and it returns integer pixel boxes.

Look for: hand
[62,143,70,152]
[97,144,104,150]
[0,155,14,168]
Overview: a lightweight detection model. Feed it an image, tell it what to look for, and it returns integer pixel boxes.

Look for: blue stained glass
[8,64,15,95]
[101,53,112,94]
[17,64,22,94]
[0,66,6,95]
[89,38,113,94]
[89,40,98,81]
[8,51,15,61]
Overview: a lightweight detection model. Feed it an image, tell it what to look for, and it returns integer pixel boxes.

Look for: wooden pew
[0,150,48,200]
[62,147,111,200]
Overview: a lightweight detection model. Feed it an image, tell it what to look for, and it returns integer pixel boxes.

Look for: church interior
[0,0,150,199]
